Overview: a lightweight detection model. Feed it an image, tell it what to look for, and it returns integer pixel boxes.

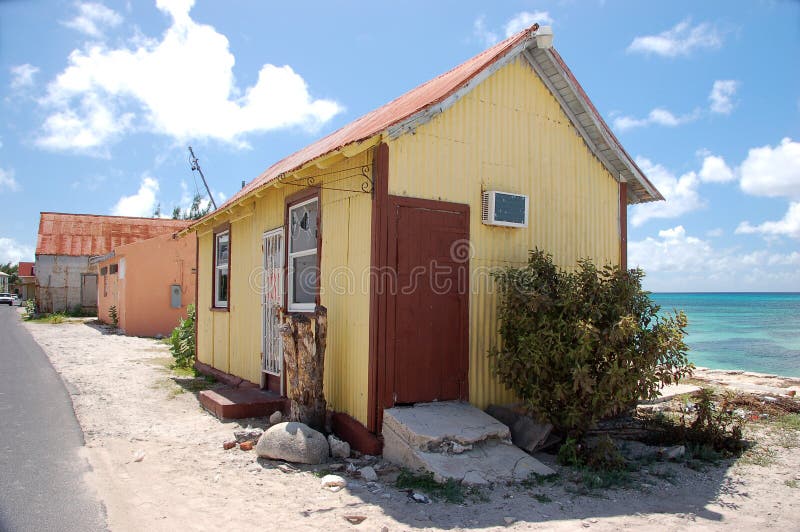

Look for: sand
[23,318,800,531]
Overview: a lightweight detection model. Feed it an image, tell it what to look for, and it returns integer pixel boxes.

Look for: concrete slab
[382,401,554,484]
[383,401,510,451]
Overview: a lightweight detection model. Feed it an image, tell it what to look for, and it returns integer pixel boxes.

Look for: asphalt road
[0,306,107,532]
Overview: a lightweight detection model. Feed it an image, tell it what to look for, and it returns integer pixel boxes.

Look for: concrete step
[382,401,554,485]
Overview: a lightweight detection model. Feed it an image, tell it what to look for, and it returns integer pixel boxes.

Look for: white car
[0,293,13,306]
[12,294,20,306]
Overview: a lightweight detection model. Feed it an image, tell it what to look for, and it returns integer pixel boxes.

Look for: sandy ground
[22,317,800,532]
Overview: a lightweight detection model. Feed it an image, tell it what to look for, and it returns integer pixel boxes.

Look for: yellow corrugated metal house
[182,24,663,452]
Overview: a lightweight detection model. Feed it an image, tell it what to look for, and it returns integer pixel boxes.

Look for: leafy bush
[109,305,119,328]
[490,249,693,438]
[24,299,35,319]
[169,304,196,369]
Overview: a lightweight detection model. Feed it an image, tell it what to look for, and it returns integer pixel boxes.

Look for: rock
[328,434,351,459]
[234,426,264,443]
[503,516,516,525]
[223,440,237,450]
[256,422,329,464]
[660,445,685,460]
[269,411,283,425]
[320,474,347,492]
[239,441,254,451]
[277,463,298,474]
[410,492,430,504]
[359,466,378,482]
[343,515,366,525]
[327,463,345,471]
[462,471,489,486]
[133,450,145,462]
[486,404,553,453]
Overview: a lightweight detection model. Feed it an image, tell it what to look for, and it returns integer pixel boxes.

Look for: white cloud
[698,154,734,183]
[111,176,160,217]
[739,138,800,199]
[10,64,40,90]
[63,2,123,38]
[38,0,342,152]
[629,225,800,291]
[38,94,134,154]
[504,11,554,37]
[630,157,704,226]
[709,80,738,114]
[736,202,800,239]
[473,16,499,46]
[613,107,699,131]
[0,237,35,264]
[706,228,723,237]
[0,167,20,192]
[627,19,723,57]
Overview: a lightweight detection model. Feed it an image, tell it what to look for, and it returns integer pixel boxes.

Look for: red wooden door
[388,196,469,404]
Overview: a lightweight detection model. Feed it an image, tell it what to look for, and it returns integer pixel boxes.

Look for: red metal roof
[216,27,537,212]
[192,23,658,225]
[17,262,34,277]
[36,212,192,257]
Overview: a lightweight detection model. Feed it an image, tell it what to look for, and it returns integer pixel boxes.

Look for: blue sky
[0,0,798,291]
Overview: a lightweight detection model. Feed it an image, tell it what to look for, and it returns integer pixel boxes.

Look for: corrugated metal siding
[318,153,373,425]
[193,151,373,426]
[387,56,620,409]
[196,232,214,366]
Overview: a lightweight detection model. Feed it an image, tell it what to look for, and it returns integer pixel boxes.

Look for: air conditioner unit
[481,191,529,228]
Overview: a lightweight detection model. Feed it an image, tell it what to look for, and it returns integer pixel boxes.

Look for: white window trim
[214,231,229,308]
[287,197,318,313]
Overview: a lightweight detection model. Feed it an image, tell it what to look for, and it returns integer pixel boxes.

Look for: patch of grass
[172,365,198,378]
[27,312,68,324]
[531,492,552,503]
[395,470,469,504]
[578,468,632,490]
[785,480,799,489]
[774,414,800,431]
[738,446,777,467]
[520,472,559,488]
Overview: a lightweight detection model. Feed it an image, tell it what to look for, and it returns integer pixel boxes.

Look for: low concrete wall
[35,255,94,313]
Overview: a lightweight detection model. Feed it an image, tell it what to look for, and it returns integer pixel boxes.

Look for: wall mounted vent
[481,191,528,227]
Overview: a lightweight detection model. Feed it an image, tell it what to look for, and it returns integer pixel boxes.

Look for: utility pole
[188,146,218,210]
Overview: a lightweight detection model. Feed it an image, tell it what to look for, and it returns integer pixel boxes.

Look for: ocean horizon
[651,292,800,378]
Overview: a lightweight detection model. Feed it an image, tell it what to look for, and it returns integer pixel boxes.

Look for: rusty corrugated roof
[36,212,192,257]
[209,27,537,216]
[17,262,34,277]
[189,23,660,229]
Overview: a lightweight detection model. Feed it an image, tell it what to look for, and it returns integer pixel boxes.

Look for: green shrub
[109,305,119,328]
[490,249,693,438]
[169,304,196,369]
[24,299,35,319]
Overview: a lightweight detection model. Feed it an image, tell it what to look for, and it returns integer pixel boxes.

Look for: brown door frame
[368,143,470,431]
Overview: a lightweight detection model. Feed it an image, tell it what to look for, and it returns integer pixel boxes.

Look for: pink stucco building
[94,231,196,337]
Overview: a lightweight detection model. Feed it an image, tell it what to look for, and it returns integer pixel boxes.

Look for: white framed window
[287,197,318,312]
[214,231,230,308]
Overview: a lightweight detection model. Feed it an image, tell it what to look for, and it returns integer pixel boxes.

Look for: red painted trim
[332,412,383,456]
[619,181,628,270]
[368,143,389,433]
[193,231,199,364]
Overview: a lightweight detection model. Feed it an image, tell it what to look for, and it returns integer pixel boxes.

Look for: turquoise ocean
[650,293,800,378]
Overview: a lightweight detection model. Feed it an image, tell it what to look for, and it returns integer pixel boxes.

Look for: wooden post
[280,306,328,431]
